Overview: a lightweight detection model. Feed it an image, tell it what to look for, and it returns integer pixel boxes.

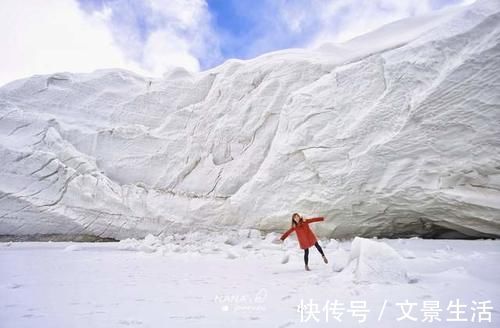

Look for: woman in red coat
[280,213,328,271]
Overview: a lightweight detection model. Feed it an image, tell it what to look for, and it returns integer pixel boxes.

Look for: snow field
[1,235,498,327]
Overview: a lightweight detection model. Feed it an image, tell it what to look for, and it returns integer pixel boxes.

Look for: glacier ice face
[0,0,500,240]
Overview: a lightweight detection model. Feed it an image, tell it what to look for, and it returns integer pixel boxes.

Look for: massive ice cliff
[1,0,499,240]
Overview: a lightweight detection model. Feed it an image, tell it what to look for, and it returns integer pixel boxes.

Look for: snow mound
[115,231,263,256]
[118,234,162,253]
[346,237,409,284]
[63,244,83,252]
[225,248,239,259]
[280,253,290,264]
[330,248,350,272]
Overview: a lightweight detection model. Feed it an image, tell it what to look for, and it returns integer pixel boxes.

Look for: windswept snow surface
[1,0,500,239]
[1,236,499,327]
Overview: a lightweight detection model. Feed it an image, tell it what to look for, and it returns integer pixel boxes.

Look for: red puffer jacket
[280,217,324,249]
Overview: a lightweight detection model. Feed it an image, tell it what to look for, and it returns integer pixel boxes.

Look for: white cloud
[0,0,134,86]
[312,0,434,45]
[0,0,218,86]
[132,0,220,74]
[143,30,200,73]
[277,0,477,47]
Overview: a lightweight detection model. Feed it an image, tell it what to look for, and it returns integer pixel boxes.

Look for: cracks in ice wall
[1,4,499,238]
[229,112,281,198]
[8,122,31,136]
[206,168,224,196]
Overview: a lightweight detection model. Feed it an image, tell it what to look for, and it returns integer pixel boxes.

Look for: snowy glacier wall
[0,0,499,240]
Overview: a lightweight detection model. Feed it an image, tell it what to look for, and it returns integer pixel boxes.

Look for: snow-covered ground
[1,0,499,240]
[1,235,499,327]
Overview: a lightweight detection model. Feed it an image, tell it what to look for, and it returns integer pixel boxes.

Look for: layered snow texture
[1,0,500,239]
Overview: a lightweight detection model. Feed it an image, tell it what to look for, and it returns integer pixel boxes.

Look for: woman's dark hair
[291,212,300,227]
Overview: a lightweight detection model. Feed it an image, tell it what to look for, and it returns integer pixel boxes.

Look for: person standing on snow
[280,213,328,271]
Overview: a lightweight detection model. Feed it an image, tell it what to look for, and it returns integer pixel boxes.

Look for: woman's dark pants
[304,241,325,265]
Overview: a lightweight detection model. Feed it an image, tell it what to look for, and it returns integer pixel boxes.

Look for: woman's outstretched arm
[280,227,295,241]
[305,217,324,224]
